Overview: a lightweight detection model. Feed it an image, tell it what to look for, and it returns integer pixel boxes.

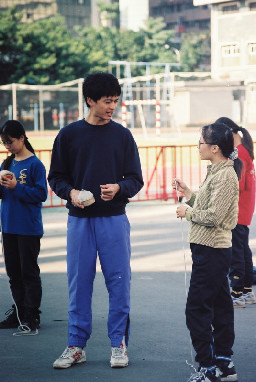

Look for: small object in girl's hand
[0,170,13,180]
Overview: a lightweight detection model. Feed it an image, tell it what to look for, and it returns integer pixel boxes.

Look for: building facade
[0,0,118,32]
[194,0,256,81]
[119,0,210,33]
[149,0,210,34]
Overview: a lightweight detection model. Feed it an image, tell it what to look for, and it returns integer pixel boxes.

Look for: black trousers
[2,233,42,309]
[230,224,253,291]
[186,244,235,367]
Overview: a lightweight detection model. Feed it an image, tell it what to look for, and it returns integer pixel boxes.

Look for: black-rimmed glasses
[0,139,16,146]
[198,140,214,149]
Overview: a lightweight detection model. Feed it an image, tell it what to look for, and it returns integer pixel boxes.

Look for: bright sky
[119,0,149,31]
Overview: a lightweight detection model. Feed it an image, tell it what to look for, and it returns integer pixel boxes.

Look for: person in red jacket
[216,117,256,307]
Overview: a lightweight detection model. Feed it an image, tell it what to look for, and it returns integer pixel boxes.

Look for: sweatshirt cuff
[116,182,123,197]
[185,206,193,221]
[186,193,196,207]
[66,186,74,201]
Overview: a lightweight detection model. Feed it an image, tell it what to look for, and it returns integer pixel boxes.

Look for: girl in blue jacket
[0,120,47,331]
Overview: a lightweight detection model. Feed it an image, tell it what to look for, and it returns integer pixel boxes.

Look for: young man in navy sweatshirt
[48,72,143,369]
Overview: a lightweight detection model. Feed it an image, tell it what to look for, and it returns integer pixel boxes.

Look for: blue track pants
[67,214,131,348]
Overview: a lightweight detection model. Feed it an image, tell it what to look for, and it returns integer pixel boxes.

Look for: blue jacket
[0,156,48,235]
[48,119,144,217]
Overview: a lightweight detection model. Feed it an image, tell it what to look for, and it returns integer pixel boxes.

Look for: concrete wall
[211,3,256,81]
[174,81,243,127]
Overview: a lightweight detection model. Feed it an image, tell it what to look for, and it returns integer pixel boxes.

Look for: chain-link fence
[0,74,255,132]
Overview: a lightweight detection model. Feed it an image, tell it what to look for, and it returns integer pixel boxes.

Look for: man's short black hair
[83,72,121,108]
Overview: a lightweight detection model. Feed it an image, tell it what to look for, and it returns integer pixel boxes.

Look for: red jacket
[237,144,255,225]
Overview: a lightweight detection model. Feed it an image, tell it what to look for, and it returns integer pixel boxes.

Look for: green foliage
[0,7,23,83]
[97,0,119,22]
[180,33,211,72]
[0,7,94,84]
[136,18,177,68]
[0,7,210,85]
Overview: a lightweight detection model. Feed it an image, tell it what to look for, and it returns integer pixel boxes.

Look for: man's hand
[100,184,120,201]
[70,189,84,209]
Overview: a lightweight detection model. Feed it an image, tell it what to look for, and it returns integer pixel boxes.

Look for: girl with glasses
[0,120,48,331]
[172,122,242,382]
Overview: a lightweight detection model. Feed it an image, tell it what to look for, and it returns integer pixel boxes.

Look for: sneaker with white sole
[21,308,41,331]
[0,306,20,329]
[243,291,256,304]
[53,346,86,369]
[216,357,238,382]
[110,338,129,368]
[231,295,245,308]
[187,367,221,382]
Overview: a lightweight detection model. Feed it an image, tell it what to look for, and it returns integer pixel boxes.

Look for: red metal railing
[0,146,206,207]
[134,145,206,203]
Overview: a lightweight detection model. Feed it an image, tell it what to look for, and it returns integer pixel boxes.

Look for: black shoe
[21,308,41,331]
[0,305,20,329]
[216,358,238,382]
[187,367,221,382]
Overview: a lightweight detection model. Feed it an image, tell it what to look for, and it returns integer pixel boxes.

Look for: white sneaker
[110,338,129,368]
[53,346,86,369]
[232,295,245,308]
[243,291,256,304]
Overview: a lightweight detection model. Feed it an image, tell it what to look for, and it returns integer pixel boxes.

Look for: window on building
[248,43,256,55]
[221,44,240,57]
[221,3,238,13]
[183,2,194,10]
[249,2,256,10]
[167,22,177,30]
[187,20,195,27]
[248,43,256,65]
[221,44,240,67]
[198,19,209,29]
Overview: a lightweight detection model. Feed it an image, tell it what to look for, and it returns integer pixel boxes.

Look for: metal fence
[1,74,256,133]
[0,145,207,207]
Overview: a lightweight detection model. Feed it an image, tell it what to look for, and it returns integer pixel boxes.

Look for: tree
[0,6,23,84]
[179,33,211,72]
[0,7,210,85]
[136,17,177,72]
[97,0,120,28]
[0,7,96,84]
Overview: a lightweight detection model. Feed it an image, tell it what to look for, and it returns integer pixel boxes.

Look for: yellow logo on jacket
[18,169,27,184]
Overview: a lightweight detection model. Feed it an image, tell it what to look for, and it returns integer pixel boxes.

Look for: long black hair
[0,120,35,170]
[215,117,254,160]
[202,122,243,179]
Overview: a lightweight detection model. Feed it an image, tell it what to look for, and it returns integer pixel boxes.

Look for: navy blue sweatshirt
[48,119,144,217]
[0,156,48,235]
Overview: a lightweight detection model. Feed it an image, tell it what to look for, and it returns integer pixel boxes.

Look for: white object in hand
[78,190,95,207]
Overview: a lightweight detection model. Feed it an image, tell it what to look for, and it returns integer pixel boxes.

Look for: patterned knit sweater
[185,160,239,248]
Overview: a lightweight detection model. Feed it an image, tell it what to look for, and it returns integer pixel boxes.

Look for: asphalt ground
[0,201,256,382]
